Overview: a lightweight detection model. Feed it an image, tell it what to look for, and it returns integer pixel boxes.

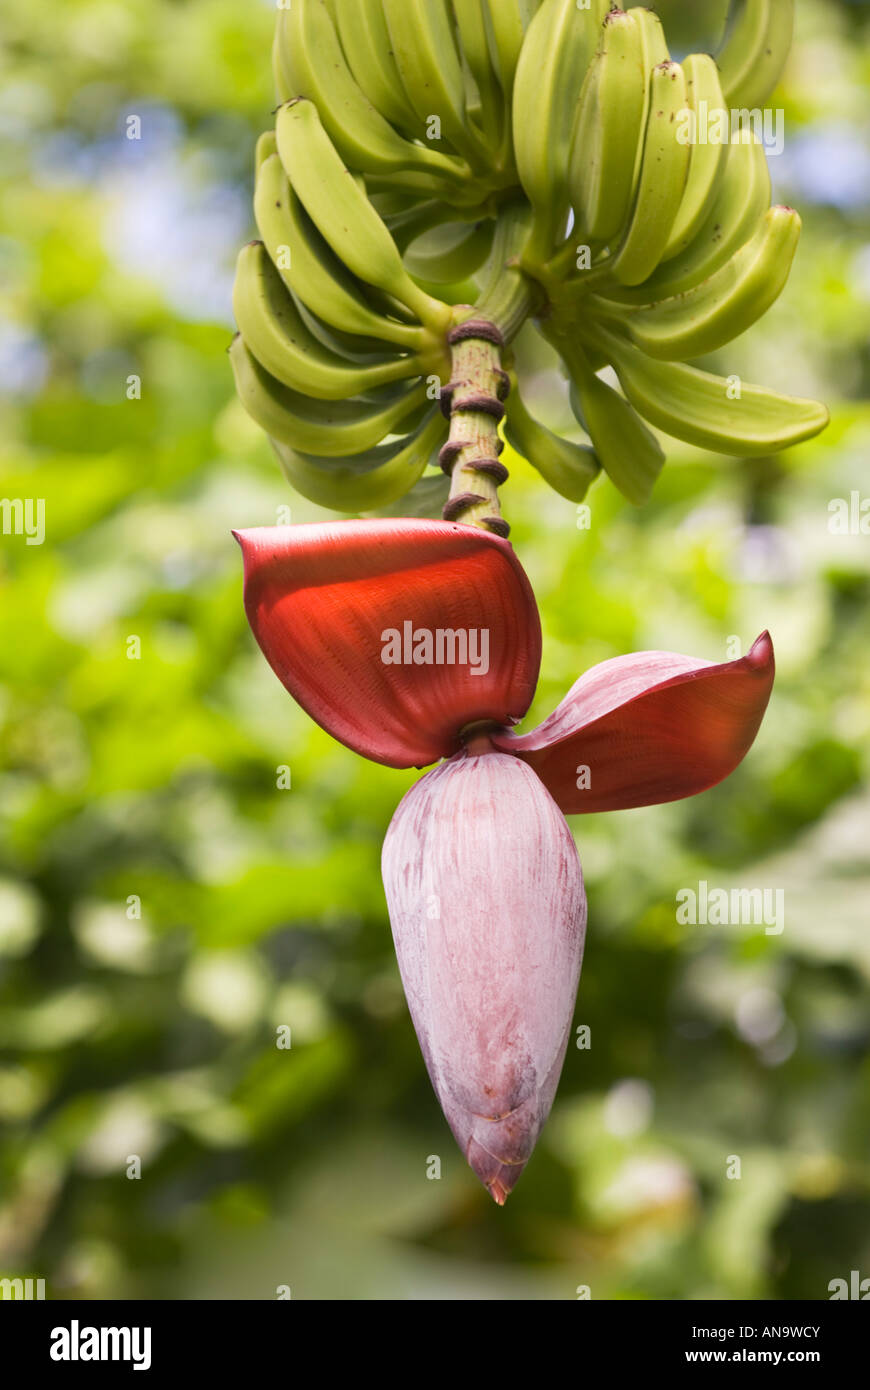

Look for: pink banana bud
[234,519,776,1203]
[382,748,586,1205]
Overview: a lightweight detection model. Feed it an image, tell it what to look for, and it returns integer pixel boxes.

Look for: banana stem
[439,314,511,538]
[475,198,543,341]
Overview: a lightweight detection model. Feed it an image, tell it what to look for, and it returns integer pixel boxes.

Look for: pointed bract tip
[746,630,774,671]
[231,527,258,556]
[466,1132,531,1207]
[231,528,249,563]
[231,529,259,581]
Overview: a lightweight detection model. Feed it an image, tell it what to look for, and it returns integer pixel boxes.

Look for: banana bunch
[231,97,460,513]
[512,0,827,506]
[233,0,828,518]
[272,0,538,208]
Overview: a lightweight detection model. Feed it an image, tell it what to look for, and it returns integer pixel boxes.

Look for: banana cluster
[231,99,456,513]
[525,0,827,505]
[233,0,828,516]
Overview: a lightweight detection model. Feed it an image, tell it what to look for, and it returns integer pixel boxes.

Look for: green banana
[368,472,451,519]
[365,168,488,213]
[403,220,495,285]
[624,4,670,180]
[275,99,451,331]
[292,298,423,362]
[382,0,489,164]
[230,335,428,456]
[717,0,795,111]
[601,329,830,455]
[552,332,665,505]
[233,242,423,401]
[271,409,446,512]
[333,0,423,139]
[661,54,730,260]
[275,0,469,186]
[254,153,424,350]
[451,0,505,151]
[387,201,456,255]
[480,0,542,104]
[598,206,801,361]
[272,15,292,103]
[600,127,771,305]
[503,381,600,503]
[255,130,278,170]
[513,0,611,265]
[628,5,670,71]
[474,199,540,342]
[569,8,647,247]
[609,60,692,287]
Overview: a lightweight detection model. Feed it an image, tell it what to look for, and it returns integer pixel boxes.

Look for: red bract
[234,520,775,1202]
[491,633,775,813]
[233,521,541,769]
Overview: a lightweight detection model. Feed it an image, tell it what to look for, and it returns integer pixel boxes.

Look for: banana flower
[234,520,774,1203]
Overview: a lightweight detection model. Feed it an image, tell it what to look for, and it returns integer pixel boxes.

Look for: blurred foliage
[0,0,868,1300]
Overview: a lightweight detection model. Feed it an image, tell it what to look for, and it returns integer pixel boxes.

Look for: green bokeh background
[1,0,868,1300]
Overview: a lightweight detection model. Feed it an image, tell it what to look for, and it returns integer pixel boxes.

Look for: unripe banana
[230,335,428,456]
[569,8,647,246]
[552,333,665,505]
[275,99,451,331]
[386,200,455,255]
[333,0,423,139]
[628,5,670,71]
[275,0,470,186]
[403,220,496,286]
[474,199,540,342]
[609,60,691,287]
[661,54,730,260]
[481,0,543,104]
[603,127,771,306]
[255,153,425,351]
[367,472,451,520]
[717,0,795,111]
[272,408,446,512]
[601,328,830,455]
[293,299,422,362]
[624,5,670,183]
[513,0,611,264]
[233,242,424,401]
[382,0,489,164]
[255,130,278,170]
[504,382,600,503]
[451,0,505,151]
[598,206,801,361]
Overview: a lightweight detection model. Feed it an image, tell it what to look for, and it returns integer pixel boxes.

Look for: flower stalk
[440,316,512,537]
